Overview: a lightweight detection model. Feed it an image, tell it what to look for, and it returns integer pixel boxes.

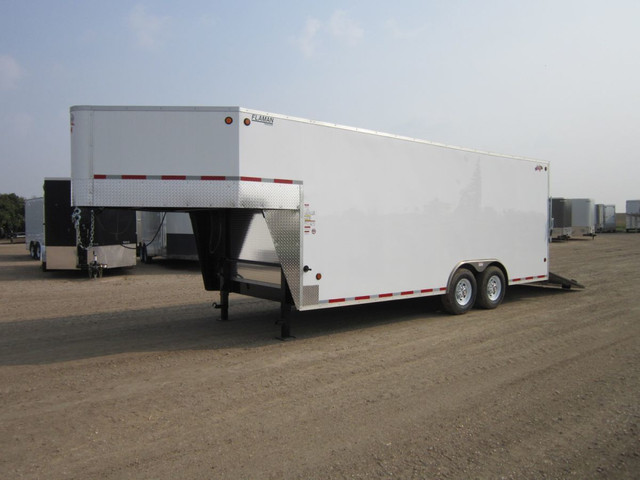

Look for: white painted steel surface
[71,106,550,309]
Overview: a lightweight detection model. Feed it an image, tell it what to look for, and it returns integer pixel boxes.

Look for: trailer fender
[446,259,506,282]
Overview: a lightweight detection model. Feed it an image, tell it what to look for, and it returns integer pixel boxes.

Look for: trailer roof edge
[69,105,548,164]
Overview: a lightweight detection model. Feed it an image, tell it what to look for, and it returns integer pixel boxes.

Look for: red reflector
[421,288,434,293]
[401,291,413,296]
[329,298,346,304]
[274,178,294,184]
[201,176,226,181]
[240,176,261,182]
[379,293,393,298]
[94,174,107,179]
[355,295,370,301]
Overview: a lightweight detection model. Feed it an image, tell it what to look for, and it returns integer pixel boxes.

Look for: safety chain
[72,207,95,249]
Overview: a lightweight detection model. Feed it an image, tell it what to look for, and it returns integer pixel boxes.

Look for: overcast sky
[1,1,638,210]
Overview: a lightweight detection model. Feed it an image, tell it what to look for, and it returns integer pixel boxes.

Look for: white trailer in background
[25,197,45,259]
[551,198,572,240]
[627,200,640,232]
[137,211,198,262]
[603,205,616,233]
[70,106,579,337]
[570,198,596,238]
[595,204,616,233]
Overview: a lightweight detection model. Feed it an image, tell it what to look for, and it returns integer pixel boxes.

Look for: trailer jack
[87,251,106,279]
[214,259,296,339]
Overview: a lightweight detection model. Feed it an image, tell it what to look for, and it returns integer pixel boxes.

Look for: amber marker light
[244,118,251,126]
[225,116,233,125]
[316,273,322,280]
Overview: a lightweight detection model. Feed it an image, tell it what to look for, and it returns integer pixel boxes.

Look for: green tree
[0,193,25,237]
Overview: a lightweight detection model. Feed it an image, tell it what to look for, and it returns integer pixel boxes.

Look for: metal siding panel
[239,112,549,302]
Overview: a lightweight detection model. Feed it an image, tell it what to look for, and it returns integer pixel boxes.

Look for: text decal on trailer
[251,114,274,125]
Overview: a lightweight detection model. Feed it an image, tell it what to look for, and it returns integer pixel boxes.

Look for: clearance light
[244,118,251,126]
[225,116,233,125]
[316,273,322,281]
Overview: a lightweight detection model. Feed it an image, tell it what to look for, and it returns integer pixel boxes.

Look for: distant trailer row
[551,198,640,238]
[550,198,596,240]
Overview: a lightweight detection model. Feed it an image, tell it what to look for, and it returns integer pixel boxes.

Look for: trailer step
[545,272,585,290]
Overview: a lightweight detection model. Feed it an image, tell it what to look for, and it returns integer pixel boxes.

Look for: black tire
[441,268,477,315]
[29,242,36,259]
[476,266,506,309]
[34,243,41,261]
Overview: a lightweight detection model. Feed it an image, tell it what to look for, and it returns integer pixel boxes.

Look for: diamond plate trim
[264,209,302,308]
[302,285,319,307]
[73,178,301,209]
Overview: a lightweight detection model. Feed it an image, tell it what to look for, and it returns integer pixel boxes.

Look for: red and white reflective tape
[93,174,302,185]
[321,287,447,305]
[511,275,547,283]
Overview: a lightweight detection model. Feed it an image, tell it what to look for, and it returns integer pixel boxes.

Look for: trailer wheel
[441,268,477,315]
[476,266,506,309]
[34,243,41,261]
[29,242,36,259]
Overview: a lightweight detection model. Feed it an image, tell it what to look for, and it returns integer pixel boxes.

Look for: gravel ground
[1,234,639,479]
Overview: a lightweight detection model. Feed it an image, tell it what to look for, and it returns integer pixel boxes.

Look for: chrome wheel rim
[455,278,473,306]
[486,274,502,302]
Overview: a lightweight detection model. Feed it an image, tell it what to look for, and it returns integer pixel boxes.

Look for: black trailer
[31,178,137,276]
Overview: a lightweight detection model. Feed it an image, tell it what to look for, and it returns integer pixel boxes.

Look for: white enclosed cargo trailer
[570,198,596,238]
[627,200,640,232]
[70,106,571,336]
[603,204,616,233]
[551,198,572,240]
[25,197,45,259]
[137,211,198,262]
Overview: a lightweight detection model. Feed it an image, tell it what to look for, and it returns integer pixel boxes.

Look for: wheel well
[448,261,508,287]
